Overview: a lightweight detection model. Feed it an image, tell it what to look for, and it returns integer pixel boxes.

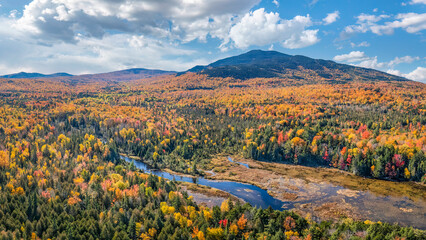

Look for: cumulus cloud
[388,67,426,83]
[333,51,370,62]
[370,13,426,35]
[357,56,387,69]
[0,0,327,74]
[342,12,426,37]
[0,17,208,74]
[15,0,261,43]
[386,69,403,75]
[6,1,320,62]
[388,56,420,67]
[334,51,424,82]
[282,29,319,48]
[404,67,426,82]
[341,14,389,37]
[334,52,419,68]
[228,8,319,49]
[323,11,340,25]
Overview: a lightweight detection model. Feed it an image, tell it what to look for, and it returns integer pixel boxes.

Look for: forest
[0,70,425,239]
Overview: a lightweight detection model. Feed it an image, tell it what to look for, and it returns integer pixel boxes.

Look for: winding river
[121,155,285,209]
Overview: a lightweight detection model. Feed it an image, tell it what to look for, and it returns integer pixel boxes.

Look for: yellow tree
[0,150,9,168]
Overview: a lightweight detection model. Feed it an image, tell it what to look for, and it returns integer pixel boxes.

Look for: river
[121,155,426,229]
[121,155,285,209]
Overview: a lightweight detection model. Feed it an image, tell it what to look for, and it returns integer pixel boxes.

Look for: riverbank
[178,182,245,208]
[120,154,284,209]
[203,155,426,227]
[121,154,426,229]
[205,155,426,201]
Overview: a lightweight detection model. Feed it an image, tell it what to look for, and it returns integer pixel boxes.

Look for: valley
[0,50,425,239]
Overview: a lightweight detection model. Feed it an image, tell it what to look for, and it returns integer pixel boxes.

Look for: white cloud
[9,10,18,18]
[334,51,421,74]
[357,13,389,23]
[0,17,208,74]
[342,12,426,37]
[334,51,425,83]
[229,8,319,49]
[309,0,319,7]
[8,1,320,58]
[386,69,403,75]
[350,41,370,47]
[388,67,426,83]
[0,0,329,74]
[282,29,319,48]
[404,67,426,82]
[410,0,426,4]
[358,56,387,69]
[15,0,261,43]
[273,0,279,7]
[370,13,426,35]
[341,14,389,38]
[333,51,370,62]
[323,11,340,25]
[388,56,420,67]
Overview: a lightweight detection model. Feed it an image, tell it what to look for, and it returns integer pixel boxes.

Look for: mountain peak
[184,50,408,82]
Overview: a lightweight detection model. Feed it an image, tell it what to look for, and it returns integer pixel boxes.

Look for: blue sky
[0,0,425,82]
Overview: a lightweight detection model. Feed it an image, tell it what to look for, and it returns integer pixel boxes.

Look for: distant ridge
[75,68,176,82]
[1,68,175,84]
[1,72,73,79]
[183,50,408,82]
[1,51,410,84]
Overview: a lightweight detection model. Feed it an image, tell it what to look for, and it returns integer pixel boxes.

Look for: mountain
[1,68,175,85]
[1,51,409,84]
[184,50,408,82]
[72,68,175,83]
[1,72,73,79]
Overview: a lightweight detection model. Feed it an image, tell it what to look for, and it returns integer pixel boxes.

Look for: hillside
[1,68,175,86]
[0,72,73,79]
[65,68,176,84]
[185,50,408,82]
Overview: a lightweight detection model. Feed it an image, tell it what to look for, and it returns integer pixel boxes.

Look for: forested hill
[184,50,408,82]
[0,68,175,85]
[1,50,410,85]
[0,72,73,79]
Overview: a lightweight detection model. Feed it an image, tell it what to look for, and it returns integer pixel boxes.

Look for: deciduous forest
[0,55,425,239]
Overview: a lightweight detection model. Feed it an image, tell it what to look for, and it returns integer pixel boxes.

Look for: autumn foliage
[0,72,424,239]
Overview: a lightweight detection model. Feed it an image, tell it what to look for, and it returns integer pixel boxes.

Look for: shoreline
[121,153,426,228]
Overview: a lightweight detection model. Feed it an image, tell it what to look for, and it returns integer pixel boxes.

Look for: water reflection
[122,155,285,210]
[122,155,426,229]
